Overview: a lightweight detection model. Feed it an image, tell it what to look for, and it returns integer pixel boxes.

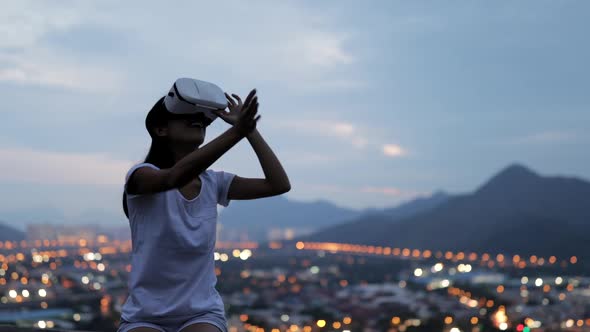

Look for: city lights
[414,268,423,277]
[0,235,587,330]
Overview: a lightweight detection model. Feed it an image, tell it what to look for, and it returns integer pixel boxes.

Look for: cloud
[0,52,124,92]
[0,147,133,186]
[351,137,369,148]
[382,144,406,157]
[280,151,338,167]
[0,1,359,93]
[301,183,350,194]
[360,186,402,196]
[272,119,369,149]
[274,31,360,91]
[272,118,407,159]
[508,131,579,145]
[282,31,354,67]
[0,1,84,49]
[207,29,359,92]
[299,182,416,198]
[331,122,355,137]
[0,2,125,92]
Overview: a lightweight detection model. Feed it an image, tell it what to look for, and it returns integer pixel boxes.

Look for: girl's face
[160,114,208,146]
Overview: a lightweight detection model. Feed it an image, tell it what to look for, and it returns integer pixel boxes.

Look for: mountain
[299,164,590,258]
[284,191,451,245]
[382,190,450,219]
[0,206,66,231]
[219,195,363,241]
[0,222,26,241]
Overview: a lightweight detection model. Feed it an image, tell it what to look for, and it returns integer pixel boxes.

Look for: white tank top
[121,162,235,324]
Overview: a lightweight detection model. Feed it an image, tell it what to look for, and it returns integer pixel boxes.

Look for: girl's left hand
[213,89,257,125]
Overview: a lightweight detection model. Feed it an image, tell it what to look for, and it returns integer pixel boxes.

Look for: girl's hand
[214,89,260,136]
[213,89,257,125]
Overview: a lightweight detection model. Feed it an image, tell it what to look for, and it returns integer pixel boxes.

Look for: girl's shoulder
[125,162,160,183]
[203,169,235,181]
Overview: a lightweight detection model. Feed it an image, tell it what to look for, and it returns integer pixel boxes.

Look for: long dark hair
[122,97,176,219]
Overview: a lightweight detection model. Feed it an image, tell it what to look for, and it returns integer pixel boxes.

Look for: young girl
[118,88,291,332]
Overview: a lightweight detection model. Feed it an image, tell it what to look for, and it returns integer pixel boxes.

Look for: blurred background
[1,1,589,331]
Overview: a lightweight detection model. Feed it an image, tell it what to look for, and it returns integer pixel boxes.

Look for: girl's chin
[188,137,205,144]
[173,136,204,145]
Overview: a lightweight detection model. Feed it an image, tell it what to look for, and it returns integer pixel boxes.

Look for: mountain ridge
[298,163,590,258]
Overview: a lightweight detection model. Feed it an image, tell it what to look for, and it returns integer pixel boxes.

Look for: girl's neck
[170,143,199,164]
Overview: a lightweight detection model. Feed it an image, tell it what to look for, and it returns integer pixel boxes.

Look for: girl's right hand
[231,89,260,136]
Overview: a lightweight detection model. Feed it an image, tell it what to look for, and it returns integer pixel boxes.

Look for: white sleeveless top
[121,162,235,325]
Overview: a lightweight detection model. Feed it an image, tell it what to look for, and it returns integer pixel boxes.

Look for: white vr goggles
[163,78,227,123]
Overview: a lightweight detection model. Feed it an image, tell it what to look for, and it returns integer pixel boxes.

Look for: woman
[118,88,291,332]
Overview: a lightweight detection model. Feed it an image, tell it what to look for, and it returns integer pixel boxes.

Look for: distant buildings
[26,223,99,242]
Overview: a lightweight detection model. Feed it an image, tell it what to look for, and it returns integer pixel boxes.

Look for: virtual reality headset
[163,77,227,124]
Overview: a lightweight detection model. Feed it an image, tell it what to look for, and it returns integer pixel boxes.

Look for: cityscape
[0,224,588,332]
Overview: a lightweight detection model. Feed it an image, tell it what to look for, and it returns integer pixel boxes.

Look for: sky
[1,1,589,226]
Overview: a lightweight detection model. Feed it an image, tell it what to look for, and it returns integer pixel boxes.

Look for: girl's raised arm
[212,91,290,200]
[126,91,259,196]
[226,127,291,200]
